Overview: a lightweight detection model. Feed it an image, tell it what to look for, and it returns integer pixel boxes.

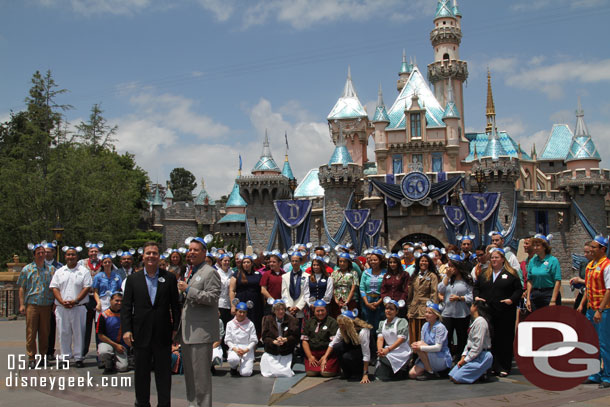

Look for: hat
[312,299,327,308]
[117,248,136,258]
[85,241,104,249]
[383,296,406,308]
[235,300,253,311]
[534,233,553,243]
[62,245,83,253]
[28,241,49,252]
[341,308,358,319]
[489,247,506,256]
[426,300,443,317]
[185,235,213,249]
[594,235,609,248]
[385,251,404,260]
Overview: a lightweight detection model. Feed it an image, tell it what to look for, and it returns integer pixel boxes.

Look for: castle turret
[482,72,507,161]
[218,165,248,251]
[327,66,370,166]
[281,132,296,181]
[318,125,363,243]
[565,100,601,172]
[164,182,173,207]
[397,50,413,92]
[427,0,467,136]
[238,134,292,250]
[372,85,390,174]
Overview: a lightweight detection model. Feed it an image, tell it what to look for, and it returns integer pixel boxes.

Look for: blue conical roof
[328,146,353,166]
[327,66,368,120]
[164,187,173,199]
[435,0,455,18]
[566,102,601,162]
[252,131,281,173]
[372,85,390,123]
[226,181,247,208]
[194,184,215,205]
[152,186,163,206]
[452,0,461,17]
[483,128,507,160]
[282,158,295,180]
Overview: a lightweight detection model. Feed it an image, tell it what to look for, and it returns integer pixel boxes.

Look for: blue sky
[1,0,609,198]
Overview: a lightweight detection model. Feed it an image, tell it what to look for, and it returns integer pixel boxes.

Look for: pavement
[1,319,609,407]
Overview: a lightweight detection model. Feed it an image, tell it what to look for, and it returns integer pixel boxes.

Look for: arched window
[443,53,450,61]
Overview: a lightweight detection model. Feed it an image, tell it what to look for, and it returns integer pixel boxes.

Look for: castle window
[549,161,554,167]
[392,154,403,174]
[432,152,443,173]
[443,53,450,61]
[410,113,421,139]
[535,210,549,235]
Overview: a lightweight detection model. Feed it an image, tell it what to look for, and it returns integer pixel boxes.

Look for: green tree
[75,104,117,152]
[169,167,197,201]
[0,71,150,263]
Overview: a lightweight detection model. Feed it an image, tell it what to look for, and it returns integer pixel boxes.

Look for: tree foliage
[0,71,149,264]
[169,167,197,201]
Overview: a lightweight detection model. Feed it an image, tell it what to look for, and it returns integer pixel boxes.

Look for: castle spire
[252,130,281,173]
[435,0,455,19]
[327,66,367,120]
[328,122,353,167]
[443,77,460,119]
[485,69,496,134]
[566,99,601,163]
[452,0,461,17]
[372,84,390,123]
[281,131,295,180]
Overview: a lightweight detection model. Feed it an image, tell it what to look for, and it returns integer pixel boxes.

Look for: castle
[149,0,609,278]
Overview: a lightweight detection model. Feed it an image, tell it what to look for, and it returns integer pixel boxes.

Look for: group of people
[16,229,610,407]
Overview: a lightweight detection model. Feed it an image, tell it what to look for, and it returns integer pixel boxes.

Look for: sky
[1,0,609,199]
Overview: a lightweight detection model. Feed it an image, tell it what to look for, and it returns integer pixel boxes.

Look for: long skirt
[304,349,339,374]
[448,351,493,384]
[260,353,294,378]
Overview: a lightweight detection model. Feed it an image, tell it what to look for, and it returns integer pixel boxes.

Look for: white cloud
[505,59,610,99]
[487,57,519,75]
[510,0,605,11]
[194,0,235,22]
[37,0,154,15]
[240,0,432,30]
[517,129,548,158]
[247,98,332,177]
[588,121,610,169]
[549,109,573,124]
[496,116,526,138]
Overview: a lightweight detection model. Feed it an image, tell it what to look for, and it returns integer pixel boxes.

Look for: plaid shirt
[17,262,55,306]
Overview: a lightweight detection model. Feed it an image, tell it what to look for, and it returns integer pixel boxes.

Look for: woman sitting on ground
[260,300,300,377]
[321,309,372,383]
[448,300,494,384]
[409,301,452,380]
[375,298,411,381]
[301,300,339,377]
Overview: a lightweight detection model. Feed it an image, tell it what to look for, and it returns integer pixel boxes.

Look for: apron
[381,318,412,373]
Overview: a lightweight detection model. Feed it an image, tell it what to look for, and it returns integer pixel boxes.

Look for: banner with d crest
[273,200,313,249]
[363,219,382,248]
[460,193,501,245]
[344,209,370,254]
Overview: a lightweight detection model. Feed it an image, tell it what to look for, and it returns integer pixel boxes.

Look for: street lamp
[50,214,64,262]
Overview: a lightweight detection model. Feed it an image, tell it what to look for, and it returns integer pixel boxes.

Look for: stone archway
[391,233,445,253]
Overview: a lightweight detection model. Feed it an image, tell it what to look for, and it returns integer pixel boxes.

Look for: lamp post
[50,216,64,263]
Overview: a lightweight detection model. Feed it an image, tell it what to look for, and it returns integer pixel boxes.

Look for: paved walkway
[1,320,609,407]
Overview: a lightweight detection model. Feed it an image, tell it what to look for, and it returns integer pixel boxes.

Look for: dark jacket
[261,313,300,356]
[121,268,180,348]
[474,267,523,317]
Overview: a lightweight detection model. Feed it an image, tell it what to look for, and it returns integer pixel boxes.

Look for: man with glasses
[578,235,610,388]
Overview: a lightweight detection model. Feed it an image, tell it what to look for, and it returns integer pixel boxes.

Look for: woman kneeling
[260,300,300,377]
[408,301,452,380]
[376,298,411,381]
[302,300,339,377]
[449,300,494,384]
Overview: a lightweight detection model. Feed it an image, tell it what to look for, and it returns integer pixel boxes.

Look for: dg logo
[514,306,600,391]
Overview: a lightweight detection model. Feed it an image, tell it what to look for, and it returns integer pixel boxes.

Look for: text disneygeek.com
[5,371,132,390]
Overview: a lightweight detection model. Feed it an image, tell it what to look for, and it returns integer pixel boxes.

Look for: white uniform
[281,272,310,318]
[224,317,258,376]
[49,264,92,362]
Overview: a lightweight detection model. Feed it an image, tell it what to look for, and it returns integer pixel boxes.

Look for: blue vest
[309,276,328,300]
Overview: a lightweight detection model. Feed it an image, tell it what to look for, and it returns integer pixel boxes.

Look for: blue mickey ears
[383,296,405,308]
[62,245,83,253]
[341,308,358,319]
[534,233,553,243]
[85,241,104,249]
[185,235,213,248]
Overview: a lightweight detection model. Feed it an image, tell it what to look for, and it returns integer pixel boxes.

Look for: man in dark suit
[121,241,180,407]
[177,237,220,407]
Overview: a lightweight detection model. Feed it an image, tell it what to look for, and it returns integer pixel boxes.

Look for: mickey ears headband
[426,300,443,314]
[318,244,331,254]
[185,235,214,248]
[117,248,136,257]
[267,298,286,305]
[489,247,506,256]
[28,241,48,251]
[337,252,355,260]
[456,233,475,241]
[85,241,104,249]
[448,253,465,262]
[385,251,404,259]
[594,234,609,248]
[488,230,507,238]
[364,247,386,256]
[310,254,330,264]
[62,245,83,253]
[216,252,234,260]
[341,307,358,319]
[237,253,258,261]
[287,250,307,258]
[534,233,554,243]
[334,243,352,253]
[383,296,406,308]
[98,252,116,260]
[232,298,254,310]
[291,242,313,251]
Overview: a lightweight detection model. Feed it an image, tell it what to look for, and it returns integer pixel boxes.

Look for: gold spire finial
[485,69,496,133]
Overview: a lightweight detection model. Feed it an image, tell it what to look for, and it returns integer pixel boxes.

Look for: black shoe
[230,368,239,377]
[599,382,610,389]
[416,371,439,381]
[103,367,116,375]
[584,379,600,384]
[478,373,489,382]
[74,361,85,368]
[28,360,36,369]
[210,365,217,375]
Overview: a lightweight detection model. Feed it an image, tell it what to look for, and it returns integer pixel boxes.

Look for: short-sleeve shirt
[527,254,561,289]
[331,269,359,302]
[49,264,92,305]
[92,271,123,298]
[260,269,285,300]
[17,262,55,306]
[96,308,127,347]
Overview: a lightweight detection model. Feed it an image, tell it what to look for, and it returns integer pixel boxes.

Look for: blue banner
[274,200,312,228]
[460,193,501,224]
[365,220,382,237]
[385,174,396,208]
[344,209,370,231]
[443,205,466,227]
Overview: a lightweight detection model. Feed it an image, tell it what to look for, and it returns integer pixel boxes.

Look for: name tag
[322,325,328,330]
[502,274,508,279]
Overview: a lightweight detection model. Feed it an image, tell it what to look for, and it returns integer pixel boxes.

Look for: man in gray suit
[177,237,221,407]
